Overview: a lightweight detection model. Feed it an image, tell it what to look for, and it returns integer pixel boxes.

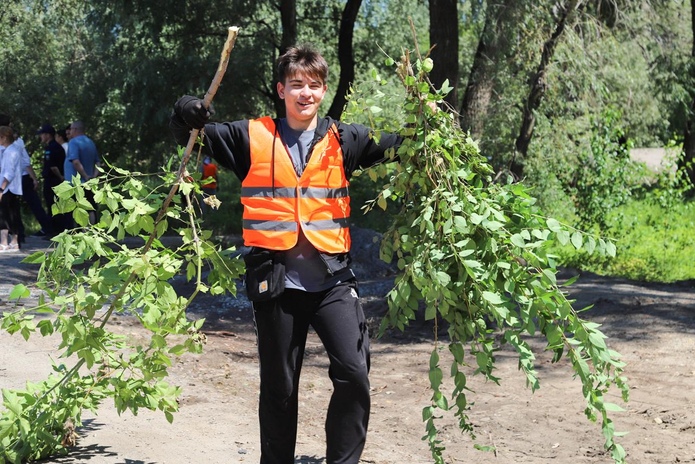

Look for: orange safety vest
[241,117,351,253]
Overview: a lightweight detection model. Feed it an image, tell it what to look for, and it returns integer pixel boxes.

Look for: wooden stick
[182,26,240,167]
[148,26,240,248]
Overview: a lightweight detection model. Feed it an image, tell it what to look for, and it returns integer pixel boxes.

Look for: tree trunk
[682,0,695,186]
[327,0,362,119]
[273,0,298,118]
[428,0,459,107]
[459,0,517,139]
[512,0,581,179]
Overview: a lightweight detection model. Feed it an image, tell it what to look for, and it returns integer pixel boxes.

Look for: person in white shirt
[0,114,53,239]
[0,125,24,251]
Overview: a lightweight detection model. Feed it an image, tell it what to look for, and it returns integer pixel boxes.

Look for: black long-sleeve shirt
[169,113,402,183]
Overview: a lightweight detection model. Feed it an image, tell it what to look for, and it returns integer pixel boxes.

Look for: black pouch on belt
[243,248,286,302]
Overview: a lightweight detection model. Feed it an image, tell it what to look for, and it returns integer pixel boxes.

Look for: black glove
[174,95,213,129]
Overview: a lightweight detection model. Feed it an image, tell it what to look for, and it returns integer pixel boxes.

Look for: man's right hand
[175,95,212,129]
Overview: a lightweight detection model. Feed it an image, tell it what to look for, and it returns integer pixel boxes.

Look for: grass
[554,197,695,283]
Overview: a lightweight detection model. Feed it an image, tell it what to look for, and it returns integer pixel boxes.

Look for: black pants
[253,281,371,464]
[21,175,52,235]
[0,191,22,236]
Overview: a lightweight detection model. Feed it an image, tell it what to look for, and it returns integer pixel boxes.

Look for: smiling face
[277,72,327,131]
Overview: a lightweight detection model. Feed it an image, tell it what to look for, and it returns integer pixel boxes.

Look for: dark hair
[277,45,328,85]
[57,129,67,139]
[0,114,10,127]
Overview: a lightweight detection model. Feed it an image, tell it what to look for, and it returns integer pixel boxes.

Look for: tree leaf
[482,291,504,305]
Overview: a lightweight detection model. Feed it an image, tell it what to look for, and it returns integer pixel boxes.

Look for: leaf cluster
[0,151,244,463]
[346,49,629,463]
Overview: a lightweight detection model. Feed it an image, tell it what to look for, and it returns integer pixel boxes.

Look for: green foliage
[635,141,694,209]
[638,0,694,143]
[0,0,83,138]
[571,109,642,231]
[555,197,695,282]
[555,141,695,282]
[0,148,245,463]
[1,0,692,198]
[344,50,628,463]
[556,194,695,283]
[343,66,407,231]
[477,2,687,195]
[0,0,429,170]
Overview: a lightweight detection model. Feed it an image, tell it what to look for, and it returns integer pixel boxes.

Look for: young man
[170,45,402,464]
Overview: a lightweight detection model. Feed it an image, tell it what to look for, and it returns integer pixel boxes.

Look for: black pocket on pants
[243,249,286,302]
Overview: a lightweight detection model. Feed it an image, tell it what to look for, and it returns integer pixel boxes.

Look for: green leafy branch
[0,28,242,463]
[345,44,629,463]
[0,154,244,463]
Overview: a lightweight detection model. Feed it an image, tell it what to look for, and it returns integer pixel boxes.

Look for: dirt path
[1,237,694,463]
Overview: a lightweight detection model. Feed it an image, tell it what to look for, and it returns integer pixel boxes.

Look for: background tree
[512,0,582,179]
[458,0,524,140]
[0,0,693,216]
[326,0,362,119]
[428,0,459,107]
[683,0,695,184]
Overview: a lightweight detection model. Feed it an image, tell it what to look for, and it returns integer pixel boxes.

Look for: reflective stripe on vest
[241,117,351,252]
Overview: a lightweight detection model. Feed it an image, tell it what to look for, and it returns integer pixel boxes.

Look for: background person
[0,126,24,251]
[55,127,69,154]
[19,134,52,238]
[65,120,99,183]
[65,120,100,224]
[170,44,402,464]
[37,124,67,234]
[0,114,52,239]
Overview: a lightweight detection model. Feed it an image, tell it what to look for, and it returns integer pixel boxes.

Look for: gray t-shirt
[277,119,354,292]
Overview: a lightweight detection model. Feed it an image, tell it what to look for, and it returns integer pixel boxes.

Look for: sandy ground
[1,235,695,464]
